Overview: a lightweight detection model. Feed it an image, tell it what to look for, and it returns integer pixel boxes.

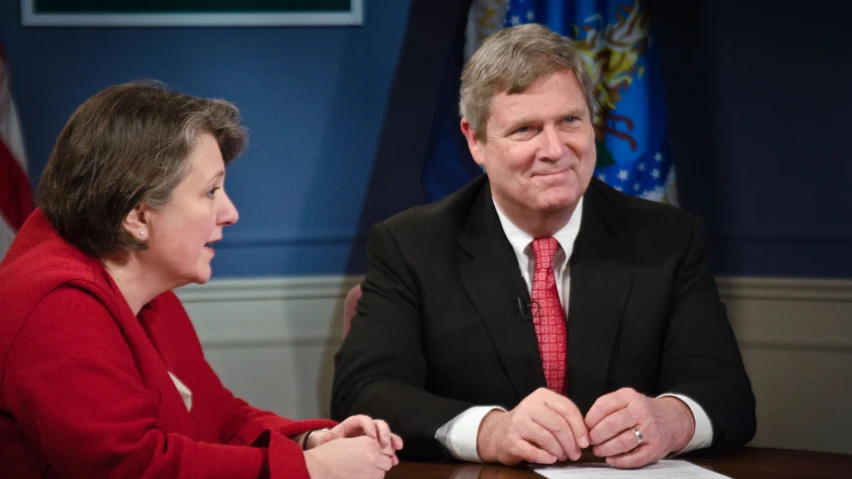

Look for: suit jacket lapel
[458,182,545,402]
[568,180,633,413]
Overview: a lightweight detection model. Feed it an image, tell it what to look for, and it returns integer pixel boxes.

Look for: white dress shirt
[168,372,193,412]
[435,197,713,461]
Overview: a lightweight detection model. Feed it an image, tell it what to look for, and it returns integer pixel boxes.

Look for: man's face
[462,70,596,223]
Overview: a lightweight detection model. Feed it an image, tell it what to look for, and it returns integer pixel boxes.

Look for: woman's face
[141,132,238,287]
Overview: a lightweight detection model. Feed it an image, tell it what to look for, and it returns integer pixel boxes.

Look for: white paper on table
[532,459,730,479]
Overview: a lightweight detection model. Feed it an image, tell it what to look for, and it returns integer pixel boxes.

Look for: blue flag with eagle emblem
[422,0,677,205]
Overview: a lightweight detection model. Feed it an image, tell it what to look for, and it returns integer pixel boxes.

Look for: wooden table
[386,447,852,478]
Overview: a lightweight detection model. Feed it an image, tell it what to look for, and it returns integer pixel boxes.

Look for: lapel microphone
[515,297,538,321]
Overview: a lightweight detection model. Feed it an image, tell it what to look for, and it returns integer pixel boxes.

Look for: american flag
[0,41,33,261]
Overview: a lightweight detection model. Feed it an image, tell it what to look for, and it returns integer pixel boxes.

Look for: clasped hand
[477,388,694,469]
[304,415,403,479]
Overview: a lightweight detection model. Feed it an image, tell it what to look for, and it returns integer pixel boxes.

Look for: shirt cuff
[434,406,505,462]
[658,393,713,454]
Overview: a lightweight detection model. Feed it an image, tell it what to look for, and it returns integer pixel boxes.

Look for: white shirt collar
[492,196,584,275]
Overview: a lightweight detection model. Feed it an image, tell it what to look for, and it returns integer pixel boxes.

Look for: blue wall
[3,0,851,279]
[1,0,411,277]
[653,0,852,278]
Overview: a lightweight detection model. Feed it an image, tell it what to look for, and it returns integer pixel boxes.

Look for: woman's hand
[307,415,403,462]
[304,436,394,479]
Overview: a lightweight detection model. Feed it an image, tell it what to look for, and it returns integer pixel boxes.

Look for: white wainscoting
[717,277,852,454]
[177,276,361,419]
[177,276,852,454]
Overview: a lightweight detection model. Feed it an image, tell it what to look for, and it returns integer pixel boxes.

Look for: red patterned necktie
[530,237,568,394]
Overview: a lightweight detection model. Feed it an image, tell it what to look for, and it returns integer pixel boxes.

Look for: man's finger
[605,444,658,469]
[543,395,590,449]
[588,407,635,446]
[528,406,579,460]
[592,426,644,458]
[585,389,632,429]
[513,437,559,465]
[520,420,567,461]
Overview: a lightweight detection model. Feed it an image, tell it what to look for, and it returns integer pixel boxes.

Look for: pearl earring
[140,230,146,238]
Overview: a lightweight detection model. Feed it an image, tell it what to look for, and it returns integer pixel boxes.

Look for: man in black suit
[332,24,755,468]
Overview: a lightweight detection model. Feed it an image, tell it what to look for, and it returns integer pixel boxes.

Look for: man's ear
[122,203,152,241]
[460,118,487,168]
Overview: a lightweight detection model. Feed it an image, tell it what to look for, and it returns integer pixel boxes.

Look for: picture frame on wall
[21,0,363,27]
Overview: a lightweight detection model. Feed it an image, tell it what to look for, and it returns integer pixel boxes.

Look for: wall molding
[178,275,363,302]
[716,276,852,353]
[176,275,362,348]
[214,233,368,247]
[709,233,852,241]
[717,276,852,302]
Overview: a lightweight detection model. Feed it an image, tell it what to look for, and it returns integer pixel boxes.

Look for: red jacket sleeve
[3,288,330,479]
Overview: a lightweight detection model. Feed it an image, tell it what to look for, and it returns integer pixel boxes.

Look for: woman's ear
[123,203,151,241]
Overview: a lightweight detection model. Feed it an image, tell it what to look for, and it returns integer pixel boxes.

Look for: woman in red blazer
[0,81,401,479]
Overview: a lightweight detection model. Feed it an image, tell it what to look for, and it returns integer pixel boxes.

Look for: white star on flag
[652,168,660,179]
[597,173,606,181]
[634,183,641,191]
[655,152,662,162]
[527,10,535,21]
[638,162,646,171]
[511,15,520,25]
[618,170,628,181]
